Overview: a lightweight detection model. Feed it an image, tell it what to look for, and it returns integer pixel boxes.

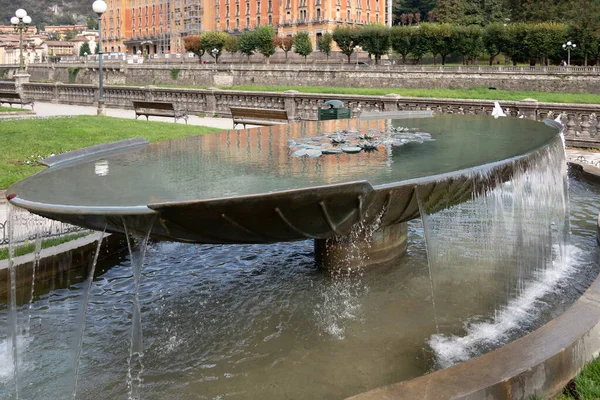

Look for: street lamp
[92,0,107,116]
[11,9,32,72]
[355,45,361,66]
[211,47,220,63]
[562,41,576,66]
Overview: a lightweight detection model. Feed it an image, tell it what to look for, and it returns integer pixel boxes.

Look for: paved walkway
[8,101,237,130]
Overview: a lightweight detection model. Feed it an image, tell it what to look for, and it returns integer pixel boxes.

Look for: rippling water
[1,177,599,400]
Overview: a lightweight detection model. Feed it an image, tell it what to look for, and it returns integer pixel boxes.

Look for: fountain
[2,113,598,399]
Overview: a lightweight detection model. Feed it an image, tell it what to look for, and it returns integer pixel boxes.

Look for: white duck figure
[491,102,507,118]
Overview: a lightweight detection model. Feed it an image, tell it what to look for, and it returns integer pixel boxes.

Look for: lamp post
[355,45,360,66]
[93,0,107,116]
[211,48,220,63]
[11,9,31,73]
[562,41,576,66]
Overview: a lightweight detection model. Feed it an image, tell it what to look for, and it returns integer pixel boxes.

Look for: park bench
[133,101,188,124]
[230,107,290,129]
[0,91,34,110]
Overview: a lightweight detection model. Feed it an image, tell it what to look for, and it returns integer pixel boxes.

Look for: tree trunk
[347,53,352,63]
[402,54,407,64]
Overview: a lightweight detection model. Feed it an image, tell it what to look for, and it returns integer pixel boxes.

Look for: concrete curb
[347,161,600,400]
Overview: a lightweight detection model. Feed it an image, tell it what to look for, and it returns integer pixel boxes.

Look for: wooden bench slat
[0,91,34,110]
[230,107,290,128]
[133,101,188,124]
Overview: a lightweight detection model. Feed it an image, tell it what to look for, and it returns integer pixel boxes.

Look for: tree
[79,42,91,56]
[316,32,333,60]
[274,36,294,59]
[483,0,504,25]
[200,31,228,63]
[86,17,98,30]
[462,0,485,26]
[420,23,456,65]
[483,23,510,65]
[294,31,313,62]
[453,25,484,64]
[435,0,464,24]
[254,25,276,63]
[183,36,205,62]
[566,0,600,65]
[224,35,239,57]
[391,26,413,64]
[238,31,256,62]
[332,26,360,63]
[359,25,391,64]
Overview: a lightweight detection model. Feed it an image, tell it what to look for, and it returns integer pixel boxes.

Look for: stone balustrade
[7,80,600,148]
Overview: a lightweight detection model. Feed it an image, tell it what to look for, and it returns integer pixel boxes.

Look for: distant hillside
[0,0,94,29]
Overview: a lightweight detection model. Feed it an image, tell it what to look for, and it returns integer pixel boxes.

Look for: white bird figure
[554,113,563,125]
[491,102,507,118]
[519,114,524,119]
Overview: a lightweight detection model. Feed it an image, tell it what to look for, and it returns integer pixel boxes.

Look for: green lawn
[0,106,25,112]
[0,232,89,260]
[150,84,600,104]
[0,116,222,190]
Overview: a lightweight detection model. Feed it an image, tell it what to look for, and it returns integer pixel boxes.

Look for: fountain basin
[6,115,561,249]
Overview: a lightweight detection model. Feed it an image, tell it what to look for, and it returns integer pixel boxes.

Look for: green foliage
[453,25,484,62]
[170,68,180,80]
[238,31,257,61]
[0,232,90,261]
[359,25,391,64]
[390,26,414,64]
[332,26,361,63]
[254,25,276,61]
[224,35,239,55]
[573,357,600,399]
[67,67,79,83]
[483,23,509,64]
[200,31,228,63]
[419,23,456,65]
[462,0,485,25]
[79,42,91,57]
[86,16,99,30]
[435,0,464,24]
[316,32,333,59]
[0,116,222,189]
[294,31,313,61]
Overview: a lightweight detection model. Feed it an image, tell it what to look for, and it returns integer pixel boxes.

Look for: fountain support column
[314,222,408,269]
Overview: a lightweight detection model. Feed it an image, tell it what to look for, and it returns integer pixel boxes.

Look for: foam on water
[430,244,581,368]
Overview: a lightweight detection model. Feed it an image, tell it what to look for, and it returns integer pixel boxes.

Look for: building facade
[102,0,389,55]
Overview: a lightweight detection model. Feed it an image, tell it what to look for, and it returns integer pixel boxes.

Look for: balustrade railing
[4,80,600,147]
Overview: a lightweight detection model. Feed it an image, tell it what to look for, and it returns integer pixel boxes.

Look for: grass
[0,116,222,190]
[147,84,600,104]
[0,106,26,112]
[0,232,90,260]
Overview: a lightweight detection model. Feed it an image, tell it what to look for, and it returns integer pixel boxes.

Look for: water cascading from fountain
[417,136,570,368]
[123,217,156,400]
[71,228,106,399]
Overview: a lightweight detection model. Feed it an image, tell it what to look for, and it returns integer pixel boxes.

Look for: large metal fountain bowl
[6,114,561,242]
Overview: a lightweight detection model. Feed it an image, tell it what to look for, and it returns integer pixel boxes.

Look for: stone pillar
[517,98,539,120]
[314,222,408,269]
[51,82,63,104]
[382,93,401,112]
[206,87,218,116]
[283,90,299,121]
[13,73,30,96]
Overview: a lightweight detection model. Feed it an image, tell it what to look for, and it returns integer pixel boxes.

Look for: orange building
[103,0,389,55]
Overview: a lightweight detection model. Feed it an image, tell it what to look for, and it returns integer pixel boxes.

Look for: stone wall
[14,64,600,93]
